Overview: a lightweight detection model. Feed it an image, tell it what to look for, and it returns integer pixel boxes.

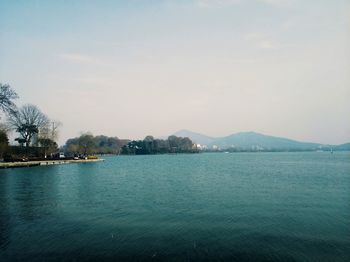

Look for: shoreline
[0,158,104,169]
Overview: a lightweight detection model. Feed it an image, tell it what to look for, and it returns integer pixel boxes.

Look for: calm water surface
[0,152,349,261]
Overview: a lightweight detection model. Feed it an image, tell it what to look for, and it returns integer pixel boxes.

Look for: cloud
[258,40,277,49]
[195,0,295,8]
[281,18,298,29]
[58,53,111,66]
[59,53,95,63]
[74,77,117,88]
[257,0,296,7]
[245,32,279,50]
[230,58,257,64]
[95,41,126,47]
[195,0,241,8]
[245,32,267,41]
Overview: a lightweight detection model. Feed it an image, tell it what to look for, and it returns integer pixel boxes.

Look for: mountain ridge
[170,130,347,150]
[172,129,215,145]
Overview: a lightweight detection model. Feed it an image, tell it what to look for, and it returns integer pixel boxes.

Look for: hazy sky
[1,0,349,145]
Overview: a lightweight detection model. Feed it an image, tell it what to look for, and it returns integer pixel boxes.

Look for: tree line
[121,135,198,155]
[63,134,198,156]
[63,133,129,156]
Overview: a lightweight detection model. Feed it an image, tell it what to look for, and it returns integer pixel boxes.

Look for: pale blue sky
[1,0,349,144]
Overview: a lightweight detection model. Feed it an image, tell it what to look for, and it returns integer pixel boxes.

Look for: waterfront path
[0,158,104,169]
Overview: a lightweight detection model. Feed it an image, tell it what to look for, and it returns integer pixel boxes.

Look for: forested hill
[121,136,197,155]
[63,134,129,155]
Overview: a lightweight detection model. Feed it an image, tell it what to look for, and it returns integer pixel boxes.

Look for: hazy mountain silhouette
[170,130,346,150]
[334,143,350,151]
[209,131,322,150]
[172,129,215,145]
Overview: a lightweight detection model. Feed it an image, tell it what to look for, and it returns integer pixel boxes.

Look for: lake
[0,152,349,261]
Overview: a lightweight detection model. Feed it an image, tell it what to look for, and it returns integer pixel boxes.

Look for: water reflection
[0,171,11,250]
[75,163,100,208]
[13,166,59,221]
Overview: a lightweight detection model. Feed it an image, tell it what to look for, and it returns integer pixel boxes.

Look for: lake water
[0,152,349,261]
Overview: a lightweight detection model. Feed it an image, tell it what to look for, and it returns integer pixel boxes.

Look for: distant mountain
[210,131,322,150]
[334,143,350,151]
[172,129,215,145]
[169,130,349,151]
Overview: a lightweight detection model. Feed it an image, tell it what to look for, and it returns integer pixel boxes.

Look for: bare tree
[38,120,62,157]
[8,104,50,147]
[50,120,62,142]
[39,120,62,142]
[0,83,18,116]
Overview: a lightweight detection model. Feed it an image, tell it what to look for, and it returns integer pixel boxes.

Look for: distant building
[194,144,208,150]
